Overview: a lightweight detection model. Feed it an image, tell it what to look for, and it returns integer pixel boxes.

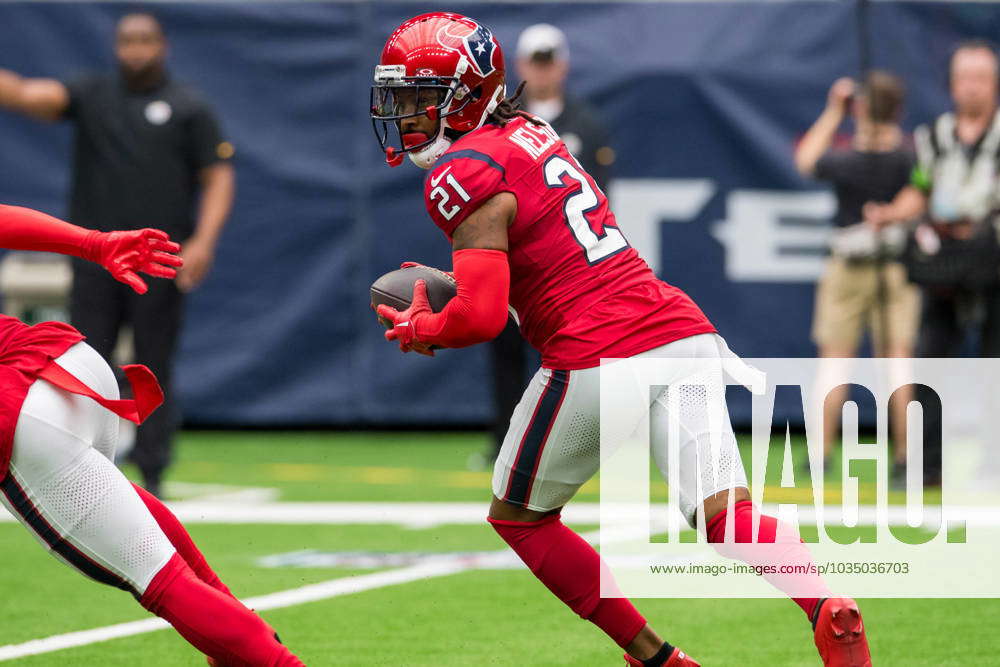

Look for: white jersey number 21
[544,155,628,264]
[430,169,472,221]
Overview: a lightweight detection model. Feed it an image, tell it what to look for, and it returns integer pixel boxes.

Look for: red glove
[0,205,182,294]
[376,280,436,356]
[377,249,509,353]
[83,229,183,294]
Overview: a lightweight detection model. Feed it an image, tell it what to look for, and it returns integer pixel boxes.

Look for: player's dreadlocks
[488,81,546,127]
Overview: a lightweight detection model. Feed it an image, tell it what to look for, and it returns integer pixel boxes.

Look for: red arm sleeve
[412,248,510,348]
[0,205,101,260]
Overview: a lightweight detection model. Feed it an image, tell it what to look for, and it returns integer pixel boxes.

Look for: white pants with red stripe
[0,342,175,595]
[492,333,749,523]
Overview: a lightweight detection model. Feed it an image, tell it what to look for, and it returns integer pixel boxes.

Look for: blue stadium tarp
[0,2,993,425]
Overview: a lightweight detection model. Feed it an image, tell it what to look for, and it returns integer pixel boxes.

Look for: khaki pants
[812,257,920,352]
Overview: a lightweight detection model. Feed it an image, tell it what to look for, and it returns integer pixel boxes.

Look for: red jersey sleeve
[423,151,508,238]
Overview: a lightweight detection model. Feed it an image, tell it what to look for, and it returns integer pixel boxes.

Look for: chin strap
[386,80,503,170]
[385,127,451,169]
[385,146,404,167]
[408,126,452,169]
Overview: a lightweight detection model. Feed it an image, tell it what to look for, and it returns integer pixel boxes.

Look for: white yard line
[161,481,280,504]
[0,560,472,662]
[3,501,997,527]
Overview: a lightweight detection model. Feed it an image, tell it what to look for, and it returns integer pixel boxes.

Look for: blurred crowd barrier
[0,2,995,427]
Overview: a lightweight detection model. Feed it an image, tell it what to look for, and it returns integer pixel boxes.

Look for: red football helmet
[371,12,506,168]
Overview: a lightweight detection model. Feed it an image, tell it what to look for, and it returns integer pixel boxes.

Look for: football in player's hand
[370,264,456,328]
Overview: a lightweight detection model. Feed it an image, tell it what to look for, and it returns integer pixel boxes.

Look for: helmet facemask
[371,65,475,168]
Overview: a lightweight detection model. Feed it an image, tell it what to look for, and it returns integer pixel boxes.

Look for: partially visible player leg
[488,500,657,655]
[131,482,234,597]
[139,553,299,667]
[73,354,237,599]
[59,341,235,599]
[649,334,870,666]
[1,343,302,666]
[489,366,696,666]
[700,490,870,666]
[129,275,185,497]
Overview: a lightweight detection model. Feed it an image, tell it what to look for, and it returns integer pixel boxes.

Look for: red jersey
[0,315,83,477]
[423,116,715,369]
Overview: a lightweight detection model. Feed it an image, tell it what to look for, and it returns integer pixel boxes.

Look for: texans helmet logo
[436,21,497,77]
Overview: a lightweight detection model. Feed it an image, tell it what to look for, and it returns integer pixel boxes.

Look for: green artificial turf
[0,431,993,666]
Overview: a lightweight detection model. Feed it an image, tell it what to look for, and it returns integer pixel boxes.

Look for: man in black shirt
[0,13,235,496]
[795,72,918,485]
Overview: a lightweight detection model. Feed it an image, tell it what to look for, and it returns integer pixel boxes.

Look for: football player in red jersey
[0,205,304,666]
[372,13,872,667]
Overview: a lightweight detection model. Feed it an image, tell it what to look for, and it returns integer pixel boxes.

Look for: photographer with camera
[797,72,918,485]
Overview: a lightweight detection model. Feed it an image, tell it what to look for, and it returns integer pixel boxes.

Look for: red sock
[706,500,829,620]
[132,483,233,597]
[489,514,646,648]
[141,553,304,667]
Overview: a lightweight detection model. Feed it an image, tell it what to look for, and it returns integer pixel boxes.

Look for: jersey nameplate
[509,121,560,160]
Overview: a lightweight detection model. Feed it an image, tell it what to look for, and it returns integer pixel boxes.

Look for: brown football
[370,265,457,328]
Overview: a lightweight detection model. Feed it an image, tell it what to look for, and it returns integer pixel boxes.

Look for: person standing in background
[795,72,918,487]
[865,42,1000,488]
[515,23,615,191]
[0,12,235,497]
[477,23,616,466]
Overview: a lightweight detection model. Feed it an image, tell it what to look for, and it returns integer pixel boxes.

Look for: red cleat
[813,597,872,666]
[624,647,700,666]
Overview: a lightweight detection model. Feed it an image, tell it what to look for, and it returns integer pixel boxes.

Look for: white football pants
[0,342,175,595]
